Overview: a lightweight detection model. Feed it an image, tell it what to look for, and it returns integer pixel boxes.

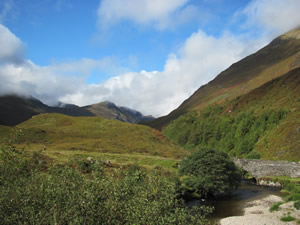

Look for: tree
[179,148,241,198]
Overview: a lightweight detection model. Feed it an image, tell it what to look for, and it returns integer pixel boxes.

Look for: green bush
[179,148,242,198]
[0,143,212,224]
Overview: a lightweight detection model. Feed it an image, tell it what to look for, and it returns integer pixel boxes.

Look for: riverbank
[220,195,300,225]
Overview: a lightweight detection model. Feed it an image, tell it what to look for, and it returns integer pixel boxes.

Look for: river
[187,179,283,223]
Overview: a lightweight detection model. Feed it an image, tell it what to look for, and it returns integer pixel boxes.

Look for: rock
[234,159,300,179]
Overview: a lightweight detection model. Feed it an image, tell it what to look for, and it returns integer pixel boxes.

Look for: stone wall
[233,159,300,178]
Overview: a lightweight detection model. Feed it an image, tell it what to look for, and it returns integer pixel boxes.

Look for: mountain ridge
[0,95,154,126]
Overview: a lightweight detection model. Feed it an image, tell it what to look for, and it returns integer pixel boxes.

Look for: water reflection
[187,179,282,222]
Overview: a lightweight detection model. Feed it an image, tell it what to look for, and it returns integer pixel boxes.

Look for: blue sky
[0,0,300,116]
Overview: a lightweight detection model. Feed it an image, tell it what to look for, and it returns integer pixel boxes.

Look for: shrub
[0,143,212,224]
[179,148,242,198]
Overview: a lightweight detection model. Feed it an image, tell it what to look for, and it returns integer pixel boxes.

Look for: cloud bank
[0,24,24,63]
[241,0,300,36]
[1,0,300,117]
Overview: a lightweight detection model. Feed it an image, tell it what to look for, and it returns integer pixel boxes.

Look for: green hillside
[148,28,300,130]
[163,68,300,161]
[7,113,187,170]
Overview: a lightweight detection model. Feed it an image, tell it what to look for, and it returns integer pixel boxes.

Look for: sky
[0,0,300,117]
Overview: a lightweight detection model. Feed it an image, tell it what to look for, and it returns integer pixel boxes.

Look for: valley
[1,26,300,224]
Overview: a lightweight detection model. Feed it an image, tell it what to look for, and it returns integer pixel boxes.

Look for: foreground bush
[0,142,211,224]
[179,148,242,198]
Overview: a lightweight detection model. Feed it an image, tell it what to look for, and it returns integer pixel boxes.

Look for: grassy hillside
[163,68,300,161]
[5,113,187,170]
[148,28,300,130]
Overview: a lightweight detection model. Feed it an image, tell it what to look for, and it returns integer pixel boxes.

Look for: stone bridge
[233,159,300,179]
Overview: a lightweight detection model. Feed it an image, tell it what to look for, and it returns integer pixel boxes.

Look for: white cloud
[0,24,86,105]
[97,0,191,29]
[0,23,265,116]
[0,59,85,105]
[3,0,300,117]
[61,30,264,116]
[0,24,24,63]
[242,0,300,36]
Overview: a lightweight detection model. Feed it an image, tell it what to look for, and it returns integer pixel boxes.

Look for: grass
[269,202,284,212]
[281,215,296,222]
[294,201,300,210]
[41,150,180,172]
[0,113,188,172]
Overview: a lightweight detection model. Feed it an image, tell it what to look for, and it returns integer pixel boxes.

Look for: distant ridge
[83,101,154,124]
[0,95,154,126]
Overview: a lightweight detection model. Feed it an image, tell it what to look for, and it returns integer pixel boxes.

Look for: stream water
[187,179,282,222]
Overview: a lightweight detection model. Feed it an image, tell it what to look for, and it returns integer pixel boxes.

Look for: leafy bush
[0,142,212,224]
[178,148,241,198]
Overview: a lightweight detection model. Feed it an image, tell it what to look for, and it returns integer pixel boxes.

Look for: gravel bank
[220,195,300,225]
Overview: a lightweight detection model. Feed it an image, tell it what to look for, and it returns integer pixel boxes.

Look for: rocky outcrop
[234,159,300,179]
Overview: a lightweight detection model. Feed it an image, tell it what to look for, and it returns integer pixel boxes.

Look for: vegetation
[269,202,284,212]
[163,105,288,158]
[268,177,300,213]
[17,113,186,159]
[178,148,241,198]
[0,113,189,171]
[280,214,296,222]
[0,141,212,224]
[294,201,300,210]
[162,67,300,160]
[148,30,300,130]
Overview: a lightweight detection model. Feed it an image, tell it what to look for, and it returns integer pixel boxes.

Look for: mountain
[83,101,154,124]
[162,67,300,160]
[148,28,300,130]
[0,95,154,126]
